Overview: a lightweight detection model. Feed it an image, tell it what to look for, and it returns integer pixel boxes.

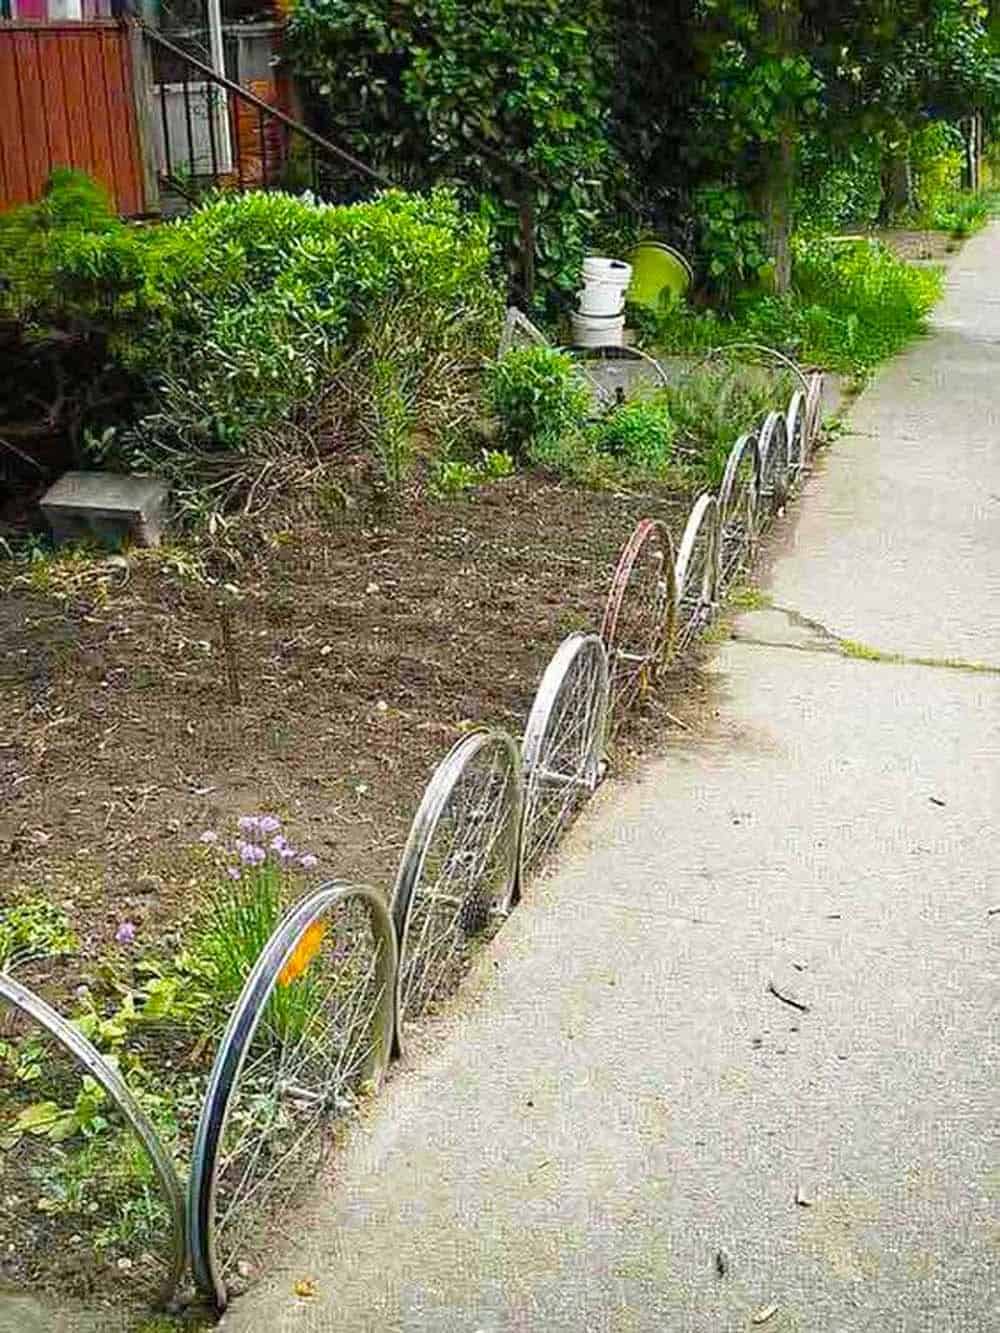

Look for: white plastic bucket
[578,257,632,317]
[571,310,626,349]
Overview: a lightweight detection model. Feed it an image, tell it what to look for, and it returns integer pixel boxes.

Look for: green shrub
[692,184,769,305]
[661,367,785,488]
[485,346,591,458]
[652,237,943,373]
[796,138,883,232]
[592,398,675,474]
[1,176,503,516]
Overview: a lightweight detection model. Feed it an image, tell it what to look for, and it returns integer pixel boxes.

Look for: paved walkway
[227,231,1000,1333]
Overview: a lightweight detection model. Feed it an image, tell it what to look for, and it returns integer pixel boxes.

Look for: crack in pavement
[730,603,1000,676]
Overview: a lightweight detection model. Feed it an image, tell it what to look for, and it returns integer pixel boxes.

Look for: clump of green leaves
[287,0,615,300]
[592,398,675,475]
[0,898,77,973]
[692,185,769,305]
[485,346,591,458]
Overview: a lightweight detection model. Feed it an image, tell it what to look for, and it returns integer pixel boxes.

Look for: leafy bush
[926,190,990,237]
[653,236,943,373]
[287,0,615,301]
[796,138,883,232]
[485,346,591,457]
[592,398,675,474]
[1,176,504,517]
[911,121,964,218]
[692,185,769,304]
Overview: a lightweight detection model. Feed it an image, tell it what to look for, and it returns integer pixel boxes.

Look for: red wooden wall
[0,20,150,216]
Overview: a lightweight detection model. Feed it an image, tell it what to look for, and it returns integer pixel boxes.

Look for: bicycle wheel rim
[0,972,186,1310]
[187,882,395,1310]
[391,729,523,1042]
[519,633,609,883]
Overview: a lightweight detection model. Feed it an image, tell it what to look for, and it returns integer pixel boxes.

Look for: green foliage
[485,346,591,458]
[592,398,675,475]
[287,0,615,298]
[431,458,481,497]
[660,367,786,489]
[927,190,990,236]
[796,138,883,232]
[2,177,502,517]
[654,236,943,373]
[0,898,78,972]
[692,184,769,303]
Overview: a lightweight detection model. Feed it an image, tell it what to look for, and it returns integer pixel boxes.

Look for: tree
[286,0,615,301]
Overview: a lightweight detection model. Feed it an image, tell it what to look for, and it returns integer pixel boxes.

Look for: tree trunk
[758,0,800,297]
[880,149,912,221]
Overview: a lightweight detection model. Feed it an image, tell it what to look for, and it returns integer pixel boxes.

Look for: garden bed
[0,471,705,1004]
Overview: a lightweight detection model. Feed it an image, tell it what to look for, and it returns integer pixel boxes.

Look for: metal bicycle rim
[674,493,720,646]
[805,370,824,450]
[390,728,523,1045]
[785,389,807,481]
[187,881,396,1310]
[519,633,610,884]
[717,432,759,586]
[0,971,187,1309]
[693,340,810,395]
[601,518,678,723]
[755,410,789,522]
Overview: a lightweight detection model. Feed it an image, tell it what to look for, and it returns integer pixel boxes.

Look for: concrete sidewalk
[226,231,1000,1333]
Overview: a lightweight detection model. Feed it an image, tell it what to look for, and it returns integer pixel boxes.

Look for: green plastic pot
[626,240,693,310]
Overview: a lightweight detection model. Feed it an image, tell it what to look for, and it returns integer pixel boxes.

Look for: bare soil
[1,472,705,992]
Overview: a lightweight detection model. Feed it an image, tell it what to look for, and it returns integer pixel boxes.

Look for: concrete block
[39,471,170,549]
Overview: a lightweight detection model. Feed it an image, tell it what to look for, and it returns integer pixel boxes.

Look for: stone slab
[40,471,170,548]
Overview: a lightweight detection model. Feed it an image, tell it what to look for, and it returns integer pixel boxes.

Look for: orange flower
[278,920,328,986]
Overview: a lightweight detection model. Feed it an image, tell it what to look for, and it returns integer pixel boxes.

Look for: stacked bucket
[571,257,633,348]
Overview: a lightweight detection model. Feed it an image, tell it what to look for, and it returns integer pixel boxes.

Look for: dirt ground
[868,227,960,262]
[0,472,709,1000]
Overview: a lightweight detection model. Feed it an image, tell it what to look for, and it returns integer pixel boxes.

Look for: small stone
[116,1257,133,1272]
[836,1051,849,1061]
[751,1036,763,1048]
[375,700,389,712]
[365,582,380,595]
[237,1260,252,1279]
[715,1248,728,1276]
[795,1185,813,1207]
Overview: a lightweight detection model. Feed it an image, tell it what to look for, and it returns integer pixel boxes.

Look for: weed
[0,897,77,973]
[592,398,675,475]
[728,584,771,611]
[431,458,480,497]
[838,638,898,662]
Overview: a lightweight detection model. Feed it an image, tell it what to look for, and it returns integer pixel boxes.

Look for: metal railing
[142,24,391,204]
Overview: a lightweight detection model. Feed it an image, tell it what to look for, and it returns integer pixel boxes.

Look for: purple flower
[115,921,137,945]
[237,840,266,866]
[238,816,261,835]
[227,866,241,881]
[258,814,281,835]
[299,853,319,870]
[269,834,297,861]
[199,831,219,844]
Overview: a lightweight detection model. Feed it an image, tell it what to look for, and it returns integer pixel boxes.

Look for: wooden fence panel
[0,20,150,215]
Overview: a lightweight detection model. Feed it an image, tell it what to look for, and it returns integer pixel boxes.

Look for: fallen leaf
[294,1278,317,1298]
[751,1304,779,1325]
